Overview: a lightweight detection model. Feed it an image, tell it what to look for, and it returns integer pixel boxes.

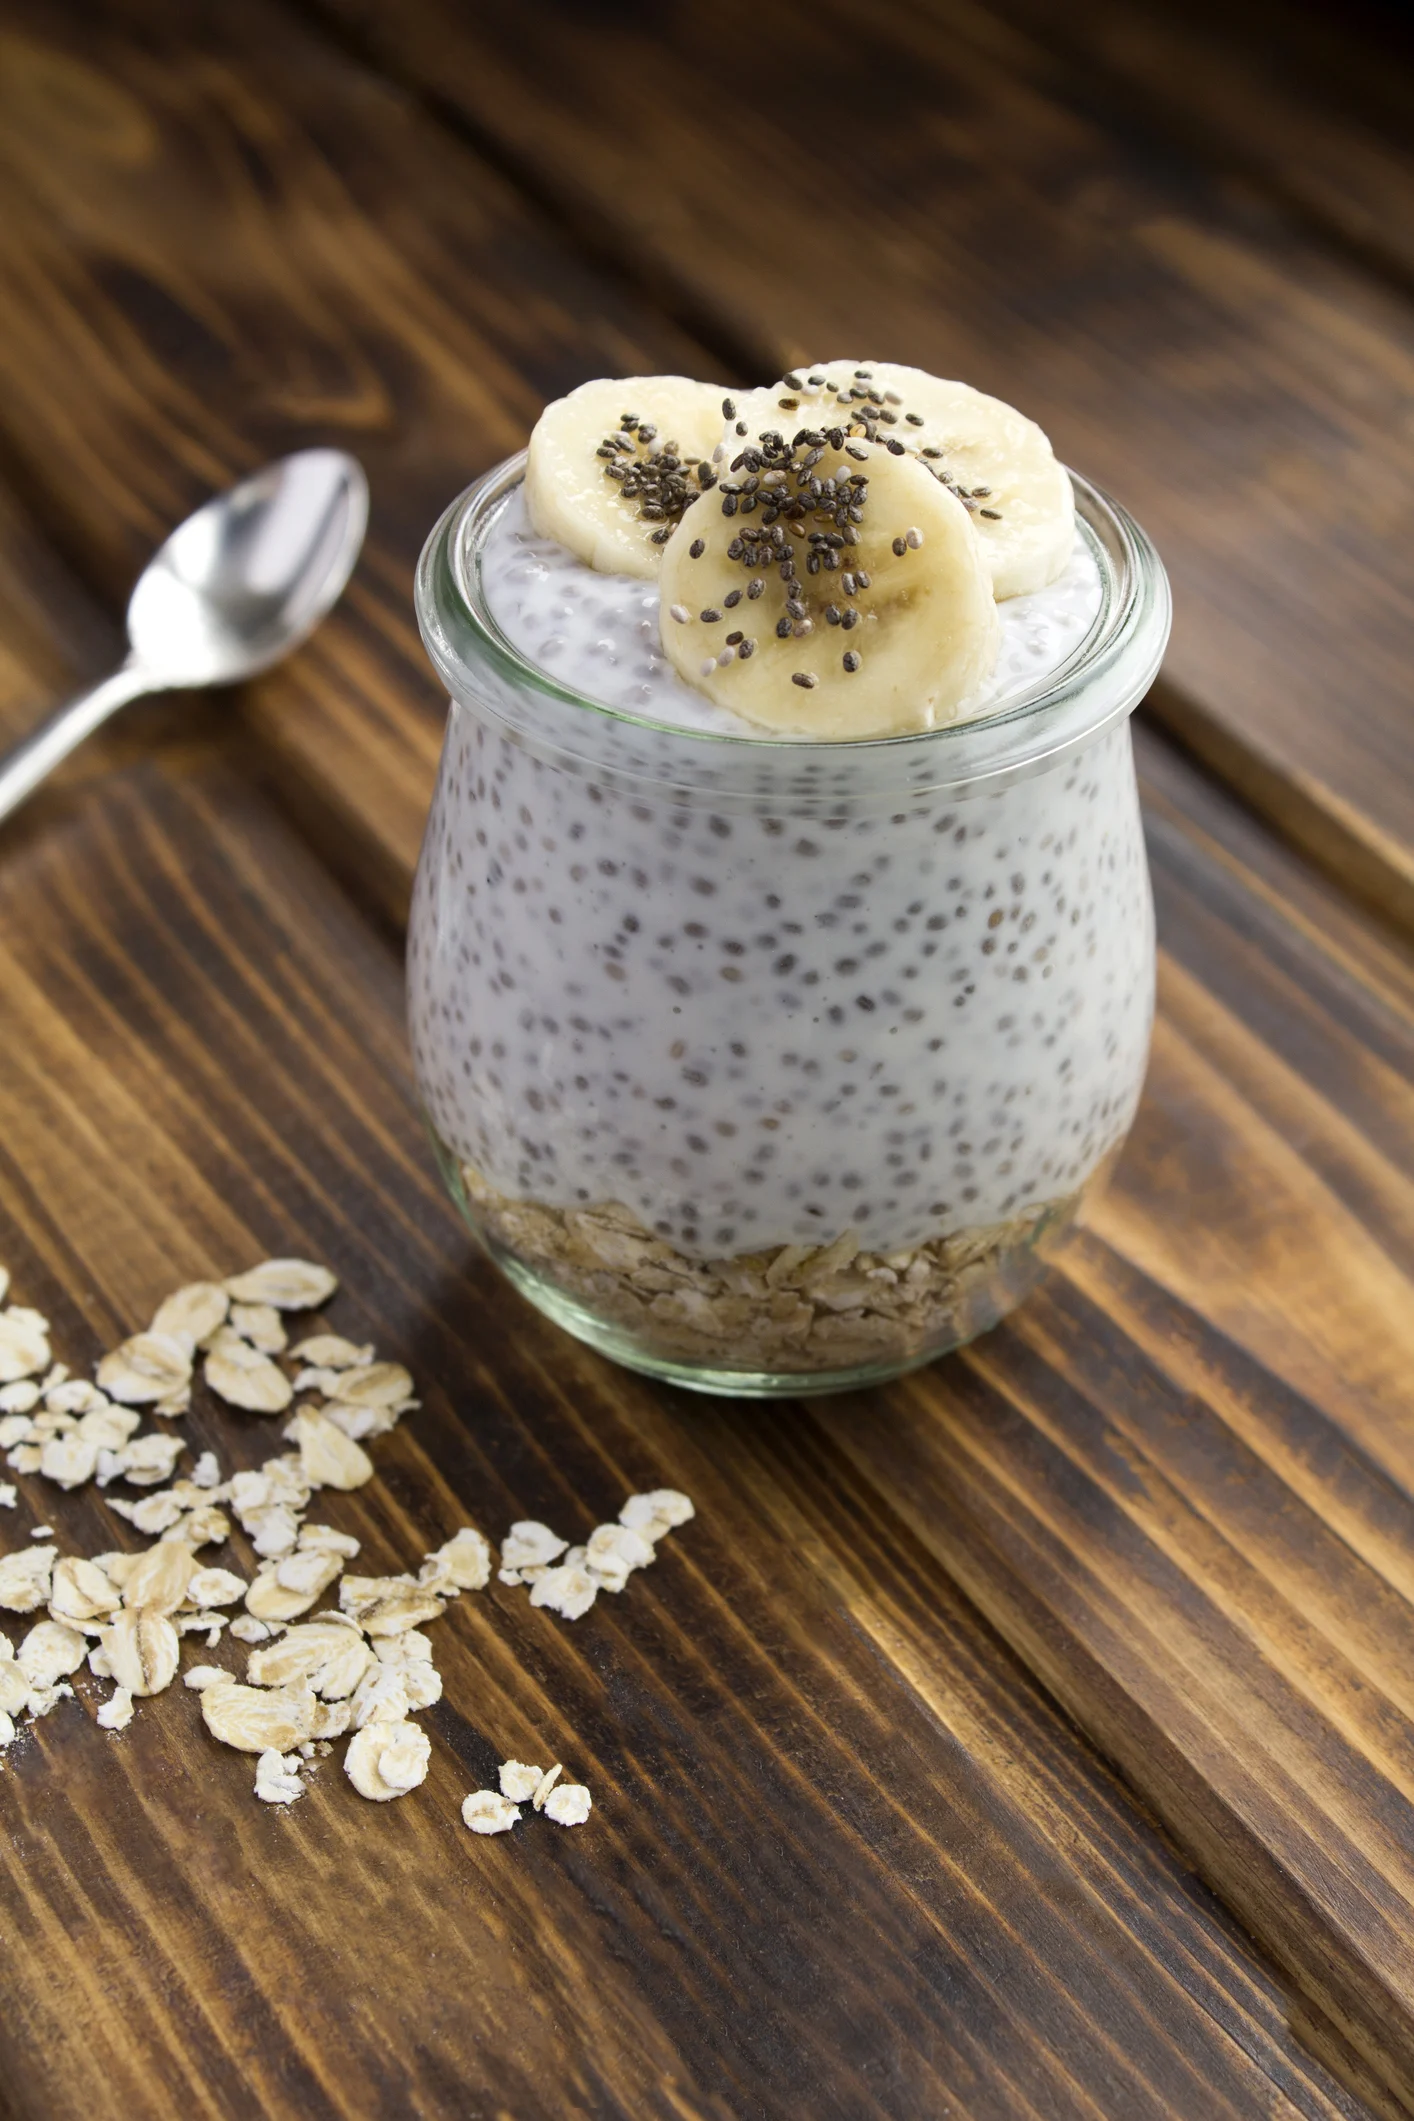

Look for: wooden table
[0,2,1410,2114]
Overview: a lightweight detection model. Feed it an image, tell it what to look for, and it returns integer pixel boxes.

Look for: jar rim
[415,451,1170,803]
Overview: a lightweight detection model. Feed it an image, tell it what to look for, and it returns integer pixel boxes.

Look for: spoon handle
[0,662,155,824]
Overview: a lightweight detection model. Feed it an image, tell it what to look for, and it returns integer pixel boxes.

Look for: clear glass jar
[410,455,1170,1396]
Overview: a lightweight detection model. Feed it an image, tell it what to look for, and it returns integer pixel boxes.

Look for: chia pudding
[409,369,1170,1392]
[479,485,1106,737]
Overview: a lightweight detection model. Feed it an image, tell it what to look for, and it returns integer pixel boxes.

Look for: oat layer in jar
[410,384,1169,1395]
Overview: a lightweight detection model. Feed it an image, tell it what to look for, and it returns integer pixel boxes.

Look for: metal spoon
[0,449,369,824]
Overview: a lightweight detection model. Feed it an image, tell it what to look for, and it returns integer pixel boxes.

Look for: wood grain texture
[0,0,706,916]
[817,742,1414,2110]
[2,1,1413,2108]
[971,0,1414,295]
[309,0,1414,931]
[0,514,1380,2121]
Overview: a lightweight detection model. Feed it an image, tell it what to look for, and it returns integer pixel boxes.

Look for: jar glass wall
[410,457,1170,1396]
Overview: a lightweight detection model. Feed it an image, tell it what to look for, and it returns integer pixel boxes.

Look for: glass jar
[410,454,1170,1397]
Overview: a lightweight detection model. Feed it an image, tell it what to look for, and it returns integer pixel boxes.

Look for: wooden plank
[0,512,1378,2121]
[0,0,707,916]
[0,481,123,747]
[817,745,1414,2110]
[964,0,1414,295]
[27,718,1412,2106]
[306,0,1414,933]
[2,0,1414,2101]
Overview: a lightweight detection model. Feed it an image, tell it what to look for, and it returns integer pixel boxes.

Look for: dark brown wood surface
[5,0,1414,926]
[0,0,706,913]
[0,0,1412,2114]
[311,0,1414,933]
[0,495,1388,2121]
[975,0,1414,294]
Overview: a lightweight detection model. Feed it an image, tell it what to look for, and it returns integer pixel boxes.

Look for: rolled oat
[96,1333,192,1407]
[204,1330,292,1415]
[254,1748,303,1805]
[223,1260,338,1311]
[345,1718,428,1801]
[543,1783,592,1827]
[150,1283,230,1349]
[95,1686,133,1731]
[462,1789,519,1835]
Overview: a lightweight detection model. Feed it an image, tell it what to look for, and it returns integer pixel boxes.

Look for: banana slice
[525,375,728,580]
[726,362,1073,598]
[658,433,998,739]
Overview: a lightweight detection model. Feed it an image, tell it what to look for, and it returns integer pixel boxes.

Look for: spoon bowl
[126,450,369,687]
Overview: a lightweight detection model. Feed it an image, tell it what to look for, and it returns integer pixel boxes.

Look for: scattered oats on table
[18,1620,86,1688]
[0,1253,690,1859]
[324,1361,412,1413]
[254,1748,304,1805]
[49,1555,121,1624]
[289,1334,373,1371]
[494,1489,693,1619]
[498,1520,567,1581]
[224,1260,338,1311]
[543,1783,592,1828]
[150,1281,230,1349]
[473,1761,591,1835]
[498,1758,543,1803]
[619,1488,696,1541]
[40,1434,100,1489]
[202,1676,314,1753]
[229,1303,288,1356]
[187,1566,246,1610]
[96,1332,192,1407]
[298,1523,361,1557]
[371,1635,441,1710]
[420,1527,491,1594]
[0,1546,57,1613]
[348,1662,410,1727]
[462,1789,520,1835]
[183,1664,231,1691]
[247,1617,372,1699]
[0,1307,50,1384]
[532,1762,564,1810]
[584,1522,655,1592]
[345,1718,429,1801]
[204,1329,292,1415]
[0,1654,28,1720]
[528,1563,599,1622]
[285,1407,373,1491]
[108,1434,184,1487]
[102,1608,180,1696]
[120,1536,196,1615]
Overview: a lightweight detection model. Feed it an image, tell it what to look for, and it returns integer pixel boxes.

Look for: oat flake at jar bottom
[409,451,1170,1397]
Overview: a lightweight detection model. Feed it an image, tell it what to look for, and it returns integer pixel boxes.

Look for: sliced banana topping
[728,361,1073,599]
[658,432,997,738]
[525,375,728,580]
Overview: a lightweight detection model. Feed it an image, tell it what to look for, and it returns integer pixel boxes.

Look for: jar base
[491,1246,966,1396]
[431,1126,1110,1397]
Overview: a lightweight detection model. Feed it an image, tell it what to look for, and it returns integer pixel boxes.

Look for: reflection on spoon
[0,450,368,825]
